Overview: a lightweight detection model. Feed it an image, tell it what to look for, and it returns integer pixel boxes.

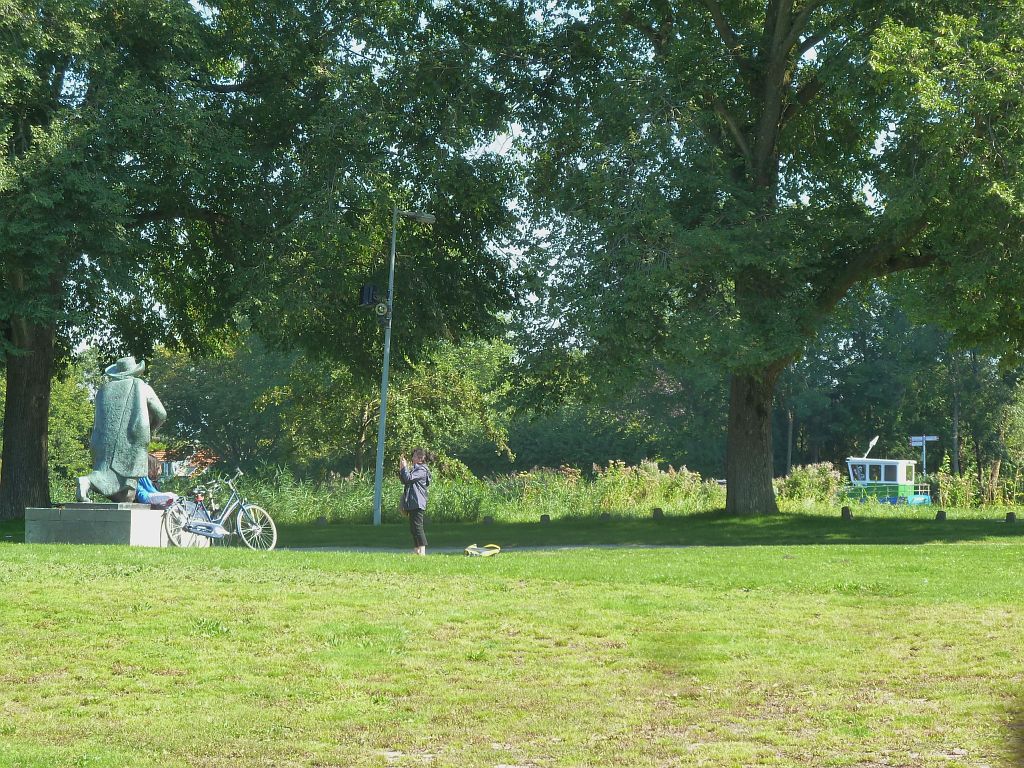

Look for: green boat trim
[843,457,932,505]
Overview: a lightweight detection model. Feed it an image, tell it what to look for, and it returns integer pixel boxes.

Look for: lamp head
[400,210,435,225]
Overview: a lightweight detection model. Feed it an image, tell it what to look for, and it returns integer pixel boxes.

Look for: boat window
[883,464,897,482]
[904,465,914,482]
[868,464,881,481]
[850,463,866,482]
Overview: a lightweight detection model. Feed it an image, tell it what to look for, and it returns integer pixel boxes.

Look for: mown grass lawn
[275,509,1024,550]
[4,503,1022,550]
[2,528,1024,767]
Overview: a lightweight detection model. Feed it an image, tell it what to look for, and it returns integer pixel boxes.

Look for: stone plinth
[26,502,171,547]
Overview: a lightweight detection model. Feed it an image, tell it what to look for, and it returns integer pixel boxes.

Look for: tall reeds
[230,462,728,525]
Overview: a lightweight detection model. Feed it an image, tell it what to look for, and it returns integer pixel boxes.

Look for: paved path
[280,544,688,554]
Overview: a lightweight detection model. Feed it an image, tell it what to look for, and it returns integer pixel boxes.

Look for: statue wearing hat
[76,357,167,503]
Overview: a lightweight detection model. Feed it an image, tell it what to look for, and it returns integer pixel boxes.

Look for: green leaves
[147,335,513,478]
[2,0,529,374]
[509,2,1024,513]
[517,0,1024,390]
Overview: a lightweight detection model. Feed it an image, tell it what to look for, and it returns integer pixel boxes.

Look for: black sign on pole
[359,284,379,307]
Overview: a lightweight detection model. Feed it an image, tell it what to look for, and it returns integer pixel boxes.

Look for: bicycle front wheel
[236,504,277,550]
[164,502,193,547]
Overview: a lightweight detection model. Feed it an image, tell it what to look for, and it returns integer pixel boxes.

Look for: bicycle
[163,469,277,551]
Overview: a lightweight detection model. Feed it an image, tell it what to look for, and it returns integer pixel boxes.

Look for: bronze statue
[76,357,166,503]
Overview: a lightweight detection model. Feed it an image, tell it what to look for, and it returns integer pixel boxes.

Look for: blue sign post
[909,435,939,475]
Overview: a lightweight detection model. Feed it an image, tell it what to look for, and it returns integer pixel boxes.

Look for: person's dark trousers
[408,508,427,547]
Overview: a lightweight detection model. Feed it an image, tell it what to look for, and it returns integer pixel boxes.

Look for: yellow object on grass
[464,543,501,557]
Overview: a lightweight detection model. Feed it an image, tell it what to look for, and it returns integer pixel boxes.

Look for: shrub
[590,461,721,515]
[1001,468,1024,506]
[204,460,731,525]
[934,456,978,508]
[776,463,843,502]
[934,473,977,508]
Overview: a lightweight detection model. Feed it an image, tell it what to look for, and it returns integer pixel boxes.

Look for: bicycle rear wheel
[163,502,193,547]
[236,504,277,550]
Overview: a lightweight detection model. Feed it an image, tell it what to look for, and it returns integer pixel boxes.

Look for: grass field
[2,517,1024,767]
[5,504,1024,550]
[275,507,1024,550]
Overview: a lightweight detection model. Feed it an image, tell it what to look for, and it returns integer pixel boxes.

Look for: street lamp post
[372,206,435,526]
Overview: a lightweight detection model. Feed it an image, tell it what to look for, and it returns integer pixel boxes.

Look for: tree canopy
[517,1,1024,514]
[0,0,528,518]
[6,1,1024,518]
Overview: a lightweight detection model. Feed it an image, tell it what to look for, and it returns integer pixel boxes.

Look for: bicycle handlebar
[191,468,243,496]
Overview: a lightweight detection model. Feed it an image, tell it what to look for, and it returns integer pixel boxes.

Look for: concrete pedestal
[26,502,172,547]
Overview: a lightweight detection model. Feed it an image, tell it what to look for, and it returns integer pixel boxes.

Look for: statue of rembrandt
[76,356,166,503]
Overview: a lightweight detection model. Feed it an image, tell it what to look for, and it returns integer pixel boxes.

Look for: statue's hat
[105,356,146,379]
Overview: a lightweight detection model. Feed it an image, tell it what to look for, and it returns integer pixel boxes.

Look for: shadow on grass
[0,518,24,543]
[3,511,1021,550]
[277,509,1024,549]
[673,509,1024,546]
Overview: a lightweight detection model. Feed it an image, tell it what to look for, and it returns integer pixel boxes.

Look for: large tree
[0,0,527,519]
[518,1,1024,513]
[1,0,238,518]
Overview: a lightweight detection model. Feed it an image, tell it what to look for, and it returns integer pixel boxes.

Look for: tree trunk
[970,352,984,488]
[725,369,781,516]
[0,319,57,520]
[785,408,794,475]
[951,387,961,476]
[354,401,373,473]
[972,431,984,490]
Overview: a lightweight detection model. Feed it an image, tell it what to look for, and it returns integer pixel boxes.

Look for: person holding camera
[399,448,431,555]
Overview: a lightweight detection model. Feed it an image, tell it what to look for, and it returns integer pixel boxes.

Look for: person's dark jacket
[399,463,431,511]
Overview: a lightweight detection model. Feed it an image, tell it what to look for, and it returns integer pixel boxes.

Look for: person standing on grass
[399,448,431,555]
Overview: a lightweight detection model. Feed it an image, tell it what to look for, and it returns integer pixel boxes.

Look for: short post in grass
[841,506,853,520]
[540,514,550,524]
[483,515,494,526]
[935,509,946,521]
[600,512,611,522]
[652,507,664,520]
[1007,511,1017,523]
